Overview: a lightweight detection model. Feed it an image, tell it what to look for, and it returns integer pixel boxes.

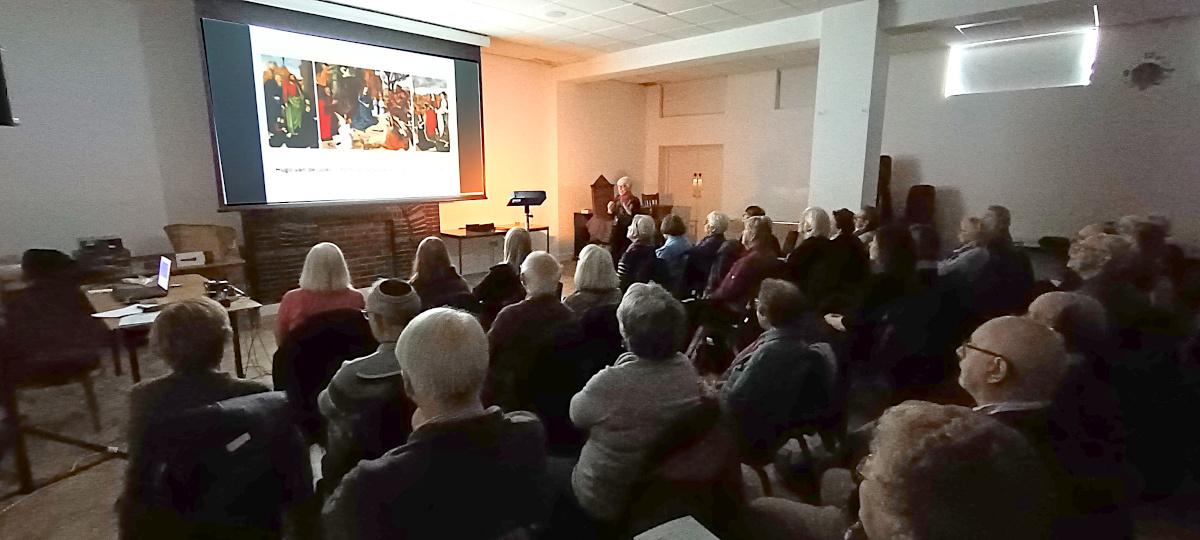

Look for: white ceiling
[328,0,840,63]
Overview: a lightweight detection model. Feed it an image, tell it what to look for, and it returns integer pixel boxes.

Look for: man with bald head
[487,251,574,412]
[959,315,1133,540]
[323,308,549,540]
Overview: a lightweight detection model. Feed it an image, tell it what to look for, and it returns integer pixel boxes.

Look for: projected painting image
[315,63,420,151]
[412,76,451,152]
[260,56,319,148]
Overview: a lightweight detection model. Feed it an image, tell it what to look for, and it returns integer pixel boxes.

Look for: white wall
[882,17,1200,245]
[643,66,818,223]
[0,0,233,256]
[556,79,646,255]
[438,52,559,270]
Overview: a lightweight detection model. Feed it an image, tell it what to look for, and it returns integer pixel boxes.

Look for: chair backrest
[272,309,377,434]
[642,193,660,208]
[134,391,311,538]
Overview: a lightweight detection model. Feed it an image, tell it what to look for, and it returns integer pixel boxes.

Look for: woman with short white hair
[785,207,837,300]
[564,244,622,315]
[473,227,532,328]
[617,214,668,291]
[570,282,703,525]
[275,242,366,342]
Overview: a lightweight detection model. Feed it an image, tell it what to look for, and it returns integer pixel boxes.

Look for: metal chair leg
[79,373,102,433]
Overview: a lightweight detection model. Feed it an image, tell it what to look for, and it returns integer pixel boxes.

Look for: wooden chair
[641,193,660,208]
[1,254,121,494]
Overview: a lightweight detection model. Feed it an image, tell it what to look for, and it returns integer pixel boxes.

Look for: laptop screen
[157,256,171,290]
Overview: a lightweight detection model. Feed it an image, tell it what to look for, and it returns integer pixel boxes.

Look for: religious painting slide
[411,76,451,152]
[260,56,319,148]
[315,63,415,151]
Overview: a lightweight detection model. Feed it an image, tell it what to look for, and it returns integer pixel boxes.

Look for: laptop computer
[113,256,171,303]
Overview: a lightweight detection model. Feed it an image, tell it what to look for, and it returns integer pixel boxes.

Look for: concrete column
[808,0,889,211]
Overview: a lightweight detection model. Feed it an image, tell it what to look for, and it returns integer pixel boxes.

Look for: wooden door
[660,145,723,239]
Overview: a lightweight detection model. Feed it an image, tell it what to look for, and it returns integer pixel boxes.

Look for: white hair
[574,244,619,291]
[396,308,488,404]
[298,242,352,292]
[503,227,532,268]
[628,214,657,243]
[802,207,832,239]
[521,251,561,297]
[617,282,686,360]
[707,212,730,235]
[616,176,631,188]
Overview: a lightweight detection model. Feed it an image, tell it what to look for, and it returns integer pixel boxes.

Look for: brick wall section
[241,203,440,303]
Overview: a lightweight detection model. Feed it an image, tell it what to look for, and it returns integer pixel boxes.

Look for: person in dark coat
[709,215,784,310]
[487,252,575,412]
[322,308,550,540]
[685,211,730,296]
[784,207,834,298]
[608,176,642,268]
[121,298,273,540]
[564,245,623,316]
[618,214,669,291]
[318,279,422,491]
[473,227,531,329]
[957,316,1134,540]
[723,279,837,462]
[410,236,473,311]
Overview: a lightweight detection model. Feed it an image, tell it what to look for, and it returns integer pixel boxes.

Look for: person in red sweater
[274,242,365,342]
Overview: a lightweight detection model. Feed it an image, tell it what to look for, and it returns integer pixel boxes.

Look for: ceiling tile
[552,0,630,13]
[700,15,755,31]
[635,0,709,15]
[715,0,787,15]
[630,32,672,46]
[593,40,635,52]
[527,23,591,39]
[744,5,803,22]
[519,2,589,22]
[672,5,736,24]
[561,14,622,32]
[462,4,551,30]
[630,15,692,32]
[469,0,549,10]
[661,25,711,39]
[563,32,625,48]
[595,24,653,40]
[595,3,661,23]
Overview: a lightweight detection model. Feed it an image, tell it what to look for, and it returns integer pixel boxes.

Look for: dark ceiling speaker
[0,47,14,127]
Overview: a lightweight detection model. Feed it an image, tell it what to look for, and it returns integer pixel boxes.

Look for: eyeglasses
[956,341,1008,361]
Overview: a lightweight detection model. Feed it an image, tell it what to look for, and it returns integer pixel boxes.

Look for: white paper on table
[118,312,160,328]
[633,516,719,540]
[92,305,146,318]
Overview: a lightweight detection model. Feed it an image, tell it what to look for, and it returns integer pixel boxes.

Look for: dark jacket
[322,408,550,540]
[723,324,837,461]
[784,236,833,289]
[563,287,623,316]
[685,234,726,294]
[617,242,669,291]
[121,371,272,539]
[473,263,525,329]
[709,247,784,308]
[487,296,576,412]
[412,270,473,312]
[706,240,745,295]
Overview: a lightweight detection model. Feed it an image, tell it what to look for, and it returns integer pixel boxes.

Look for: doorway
[659,144,723,239]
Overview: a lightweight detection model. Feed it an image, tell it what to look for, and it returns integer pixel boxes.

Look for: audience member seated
[608,176,642,268]
[852,205,879,246]
[570,283,703,526]
[563,244,622,316]
[488,252,574,413]
[656,214,693,294]
[854,401,1057,540]
[821,208,870,305]
[957,316,1132,539]
[709,215,785,311]
[318,279,421,491]
[323,308,549,540]
[723,279,839,463]
[686,211,730,295]
[410,236,473,312]
[617,214,669,291]
[473,227,531,329]
[784,207,833,297]
[121,298,275,539]
[939,206,1034,322]
[743,206,782,256]
[909,224,941,291]
[274,242,365,342]
[1068,233,1149,337]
